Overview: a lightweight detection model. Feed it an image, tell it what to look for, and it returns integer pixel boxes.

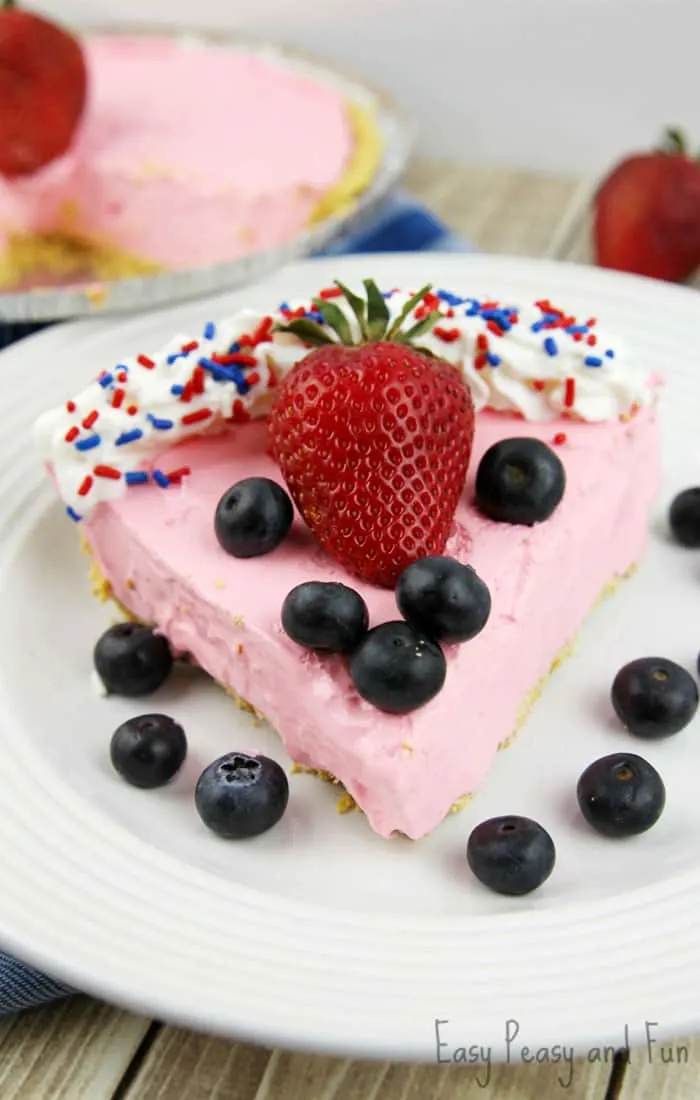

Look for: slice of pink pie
[34,285,661,838]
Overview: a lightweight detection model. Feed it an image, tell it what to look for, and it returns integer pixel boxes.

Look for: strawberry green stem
[2,1,16,9]
[659,128,687,156]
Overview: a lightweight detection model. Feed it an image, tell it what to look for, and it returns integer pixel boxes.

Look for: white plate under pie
[0,253,698,1061]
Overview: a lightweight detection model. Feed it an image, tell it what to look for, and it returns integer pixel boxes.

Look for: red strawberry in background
[594,129,700,283]
[269,281,475,589]
[0,0,87,178]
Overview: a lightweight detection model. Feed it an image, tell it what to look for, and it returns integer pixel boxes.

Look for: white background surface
[36,0,700,175]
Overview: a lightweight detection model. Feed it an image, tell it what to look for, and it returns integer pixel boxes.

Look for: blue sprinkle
[382,291,394,300]
[66,506,81,523]
[116,429,144,446]
[464,299,481,317]
[170,384,184,396]
[147,414,174,430]
[437,289,465,307]
[97,373,114,389]
[584,356,603,367]
[125,471,149,486]
[531,320,546,333]
[152,470,170,489]
[486,352,501,367]
[278,302,289,312]
[543,337,558,357]
[228,341,241,354]
[605,349,615,359]
[75,435,101,452]
[167,353,184,365]
[566,325,589,335]
[203,321,216,340]
[305,310,324,324]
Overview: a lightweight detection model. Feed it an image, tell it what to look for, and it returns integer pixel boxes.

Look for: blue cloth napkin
[0,192,470,1015]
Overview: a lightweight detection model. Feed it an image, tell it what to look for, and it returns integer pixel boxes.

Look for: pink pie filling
[81,405,661,839]
[0,37,356,268]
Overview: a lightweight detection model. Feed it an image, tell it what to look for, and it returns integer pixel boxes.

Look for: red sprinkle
[446,308,455,319]
[413,305,430,322]
[553,432,568,445]
[476,333,489,352]
[587,334,597,346]
[179,381,194,403]
[117,371,128,383]
[585,317,597,327]
[212,352,258,367]
[474,355,488,371]
[422,292,441,311]
[181,341,199,353]
[564,378,576,408]
[532,380,547,392]
[231,399,251,423]
[126,405,138,416]
[77,475,93,497]
[319,287,343,299]
[279,306,305,322]
[137,354,155,369]
[252,316,274,346]
[65,426,80,443]
[247,371,261,387]
[66,400,76,413]
[111,388,125,409]
[486,320,504,337]
[481,300,499,311]
[433,326,460,343]
[82,410,99,429]
[182,407,212,426]
[166,466,191,483]
[572,332,584,342]
[93,464,121,480]
[192,366,206,395]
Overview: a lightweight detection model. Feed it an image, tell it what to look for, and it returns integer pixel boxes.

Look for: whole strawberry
[594,129,700,283]
[269,281,475,588]
[0,1,87,178]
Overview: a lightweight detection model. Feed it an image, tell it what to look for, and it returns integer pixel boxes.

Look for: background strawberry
[269,281,475,588]
[594,129,700,283]
[0,1,87,178]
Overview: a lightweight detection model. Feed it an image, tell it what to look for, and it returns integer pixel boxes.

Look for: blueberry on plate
[110,714,187,789]
[577,752,665,838]
[396,556,491,644]
[214,477,293,558]
[349,621,446,714]
[466,815,556,896]
[669,487,700,547]
[94,622,173,696]
[475,437,565,525]
[282,581,369,653]
[612,656,698,738]
[195,752,289,839]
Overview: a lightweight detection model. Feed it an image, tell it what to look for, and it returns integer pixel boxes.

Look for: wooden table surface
[3,161,698,1100]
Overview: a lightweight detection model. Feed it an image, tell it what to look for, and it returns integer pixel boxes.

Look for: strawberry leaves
[274,279,443,353]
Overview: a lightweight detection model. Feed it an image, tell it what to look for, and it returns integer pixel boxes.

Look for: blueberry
[349,621,446,714]
[669,488,700,547]
[466,815,555,896]
[110,714,187,789]
[214,477,293,558]
[282,581,369,653]
[577,753,665,838]
[94,622,173,696]
[475,437,565,525]
[612,657,698,738]
[396,556,491,644]
[195,752,289,839]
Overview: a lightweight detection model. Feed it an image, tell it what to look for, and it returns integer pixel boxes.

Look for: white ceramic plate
[0,253,699,1062]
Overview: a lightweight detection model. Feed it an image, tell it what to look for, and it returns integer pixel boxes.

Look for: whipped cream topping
[34,287,654,519]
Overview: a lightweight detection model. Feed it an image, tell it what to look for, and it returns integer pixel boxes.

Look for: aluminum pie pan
[0,26,412,323]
